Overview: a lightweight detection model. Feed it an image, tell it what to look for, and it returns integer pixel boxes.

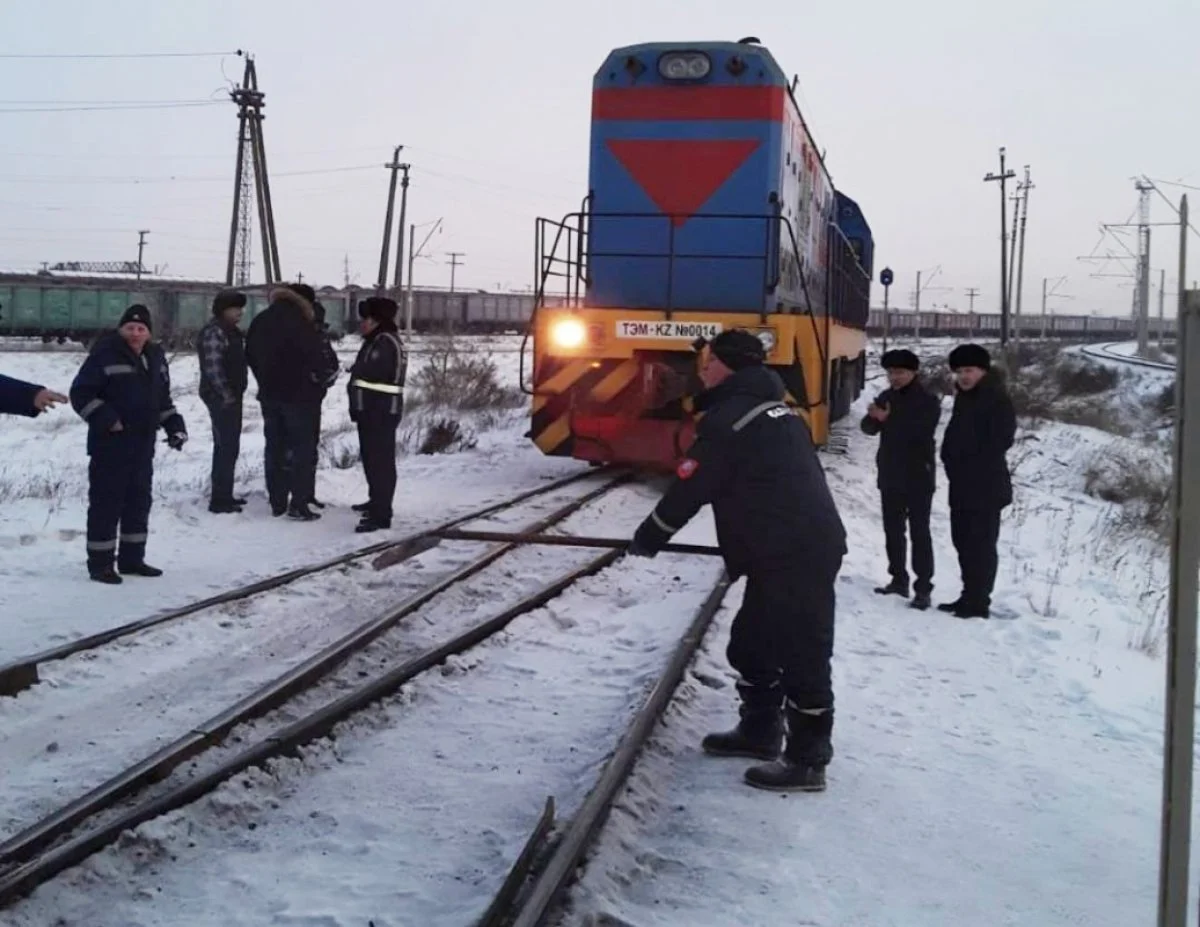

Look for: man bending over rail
[626,328,847,793]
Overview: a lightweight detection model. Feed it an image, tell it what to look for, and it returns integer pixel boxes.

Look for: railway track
[474,571,732,927]
[0,468,609,697]
[0,472,639,909]
[1079,341,1176,372]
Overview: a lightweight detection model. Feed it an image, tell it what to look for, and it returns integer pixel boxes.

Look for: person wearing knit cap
[347,296,407,532]
[198,289,249,513]
[938,342,1016,619]
[244,282,328,520]
[860,348,941,610]
[69,304,187,583]
[628,327,847,793]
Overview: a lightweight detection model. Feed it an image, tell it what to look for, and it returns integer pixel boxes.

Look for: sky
[1,0,1197,317]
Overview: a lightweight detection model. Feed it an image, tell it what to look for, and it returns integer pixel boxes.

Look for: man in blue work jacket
[70,305,187,584]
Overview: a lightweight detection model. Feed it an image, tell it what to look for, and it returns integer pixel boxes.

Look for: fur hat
[118,304,152,331]
[708,328,766,370]
[288,283,317,305]
[948,343,991,371]
[359,296,398,323]
[212,289,247,316]
[880,348,919,371]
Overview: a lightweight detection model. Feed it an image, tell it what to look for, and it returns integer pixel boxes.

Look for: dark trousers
[357,418,399,521]
[881,487,934,594]
[86,435,154,571]
[949,503,1003,608]
[726,556,841,713]
[205,398,242,504]
[260,400,318,510]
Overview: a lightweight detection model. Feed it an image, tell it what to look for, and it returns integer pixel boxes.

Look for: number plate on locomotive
[615,320,723,340]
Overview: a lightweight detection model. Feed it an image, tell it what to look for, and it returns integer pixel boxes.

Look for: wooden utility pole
[1013,166,1033,350]
[136,230,149,281]
[392,160,410,292]
[984,147,1017,345]
[447,252,465,293]
[377,145,404,291]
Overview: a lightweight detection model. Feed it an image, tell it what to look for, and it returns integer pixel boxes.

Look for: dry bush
[1053,360,1120,396]
[410,338,522,411]
[1082,442,1171,541]
[1152,382,1176,417]
[918,357,954,397]
[415,419,479,455]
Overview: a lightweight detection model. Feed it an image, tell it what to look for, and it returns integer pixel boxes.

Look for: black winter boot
[119,562,163,577]
[351,501,372,513]
[874,578,909,597]
[287,503,321,521]
[744,704,833,792]
[701,682,783,761]
[909,592,931,611]
[937,597,964,613]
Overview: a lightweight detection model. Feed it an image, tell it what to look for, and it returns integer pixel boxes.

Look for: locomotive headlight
[658,52,711,80]
[550,317,587,349]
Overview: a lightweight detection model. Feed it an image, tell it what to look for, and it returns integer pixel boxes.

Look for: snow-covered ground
[0,335,1192,926]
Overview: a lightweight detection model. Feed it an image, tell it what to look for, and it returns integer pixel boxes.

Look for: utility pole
[392,161,410,293]
[1007,190,1021,307]
[1013,165,1034,351]
[377,145,404,292]
[984,147,1017,346]
[966,287,980,313]
[136,230,149,281]
[447,252,465,293]
[1158,267,1166,348]
[1136,179,1153,357]
[1158,193,1195,927]
[225,54,280,285]
[404,218,443,334]
[880,267,894,353]
[343,254,351,289]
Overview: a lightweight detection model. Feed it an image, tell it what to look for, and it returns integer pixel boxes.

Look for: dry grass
[1082,441,1171,542]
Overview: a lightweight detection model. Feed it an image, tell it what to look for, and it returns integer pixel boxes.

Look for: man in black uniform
[628,329,847,792]
[860,348,941,610]
[198,289,248,514]
[244,283,327,521]
[306,300,342,510]
[939,343,1017,619]
[70,305,187,584]
[348,296,407,533]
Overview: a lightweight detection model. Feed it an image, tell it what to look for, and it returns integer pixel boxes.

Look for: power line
[0,101,223,114]
[0,163,379,184]
[0,50,240,59]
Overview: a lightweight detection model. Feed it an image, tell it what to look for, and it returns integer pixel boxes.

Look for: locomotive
[525,37,872,470]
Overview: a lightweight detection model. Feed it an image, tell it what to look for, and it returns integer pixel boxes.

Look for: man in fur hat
[860,348,941,610]
[348,296,407,533]
[70,304,186,583]
[938,343,1016,619]
[198,289,249,513]
[244,283,327,521]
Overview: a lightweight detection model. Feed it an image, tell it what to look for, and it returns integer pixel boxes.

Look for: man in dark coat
[1,373,67,417]
[305,300,342,510]
[628,329,847,793]
[938,343,1017,619]
[70,305,187,584]
[198,289,249,514]
[244,283,327,521]
[348,296,407,533]
[860,348,942,610]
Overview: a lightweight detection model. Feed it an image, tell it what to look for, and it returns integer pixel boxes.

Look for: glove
[167,432,187,451]
[624,536,657,559]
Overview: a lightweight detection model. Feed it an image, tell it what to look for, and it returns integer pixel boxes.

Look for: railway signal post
[1158,194,1198,927]
[880,267,893,352]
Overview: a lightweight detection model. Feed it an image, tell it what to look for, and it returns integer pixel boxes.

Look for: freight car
[864,308,1175,341]
[525,37,872,470]
[0,271,548,346]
